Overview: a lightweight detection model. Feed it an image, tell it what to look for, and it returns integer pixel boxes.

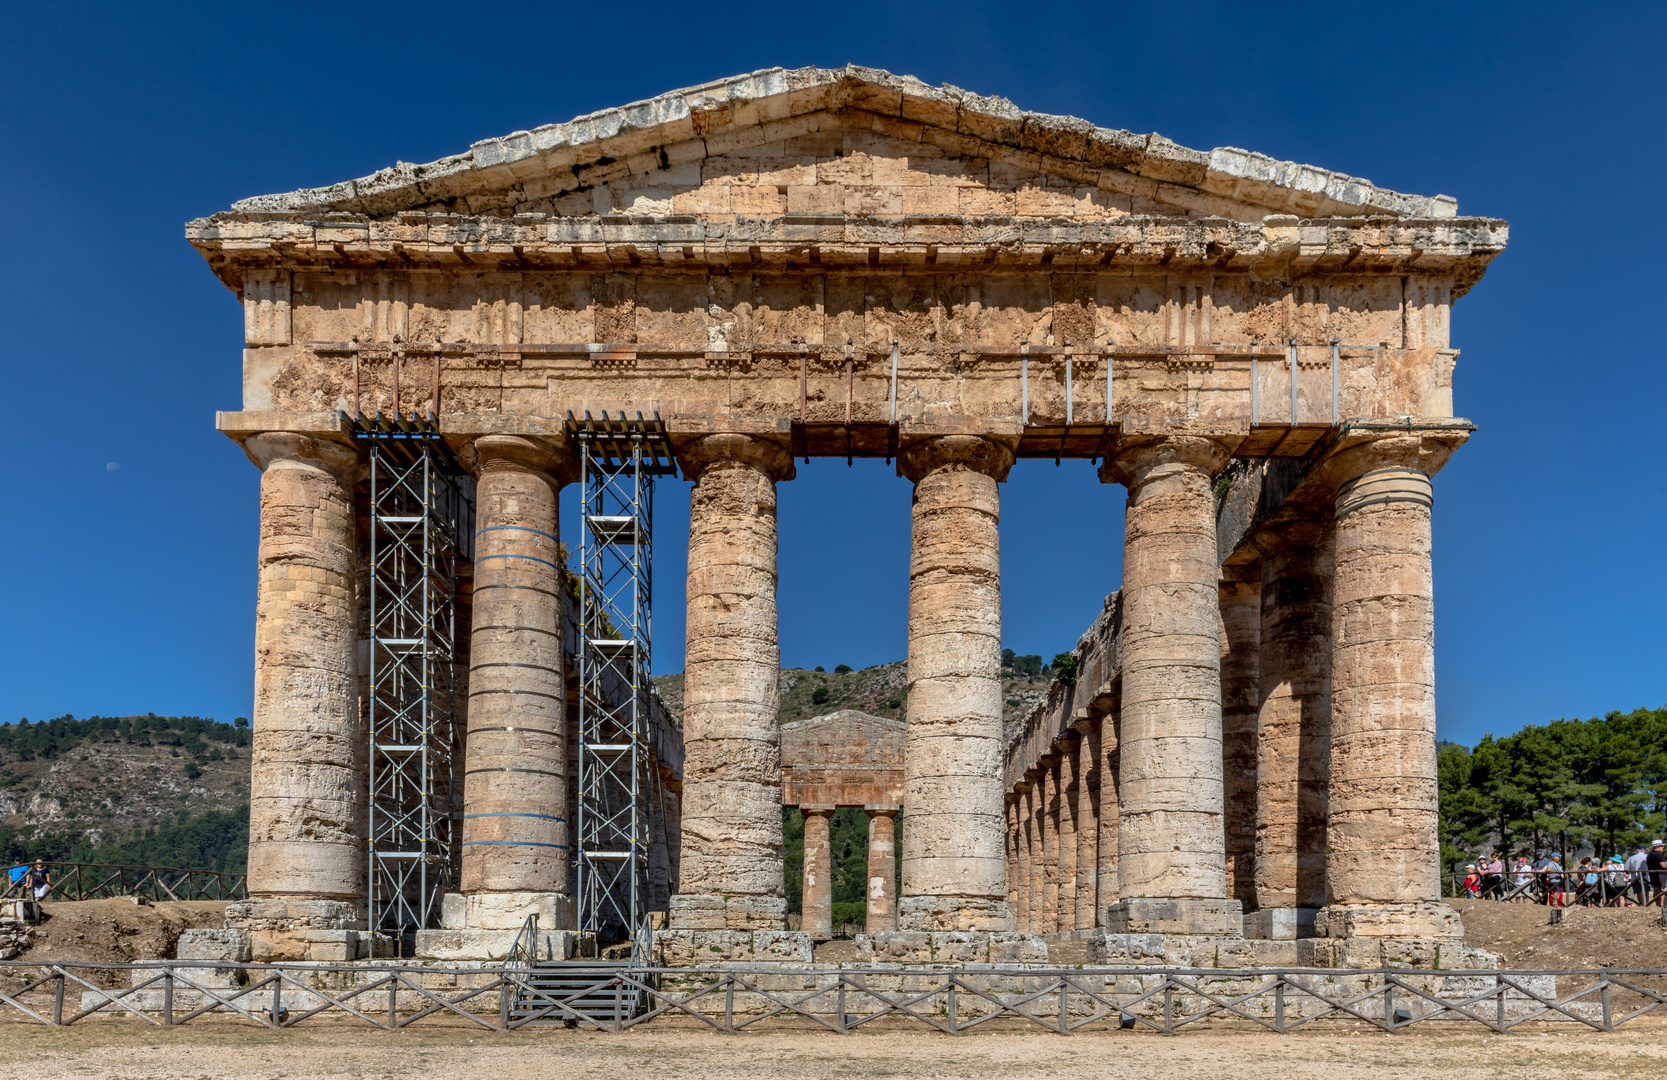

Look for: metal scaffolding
[353,415,475,934]
[570,412,677,939]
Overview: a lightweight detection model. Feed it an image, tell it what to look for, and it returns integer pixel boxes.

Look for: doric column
[648,763,674,913]
[897,435,1013,931]
[1251,519,1332,939]
[1321,431,1466,937]
[454,435,576,931]
[1219,576,1261,914]
[1073,719,1100,930]
[1057,737,1079,931]
[242,433,365,907]
[801,805,834,939]
[1015,784,1035,931]
[670,434,794,931]
[1004,797,1020,922]
[1026,770,1046,931]
[1104,435,1241,934]
[1096,713,1120,922]
[865,805,899,932]
[1039,754,1060,935]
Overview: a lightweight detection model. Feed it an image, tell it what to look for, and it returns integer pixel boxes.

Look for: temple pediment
[218,66,1458,225]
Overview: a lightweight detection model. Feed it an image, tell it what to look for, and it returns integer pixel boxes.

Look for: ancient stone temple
[189,65,1505,964]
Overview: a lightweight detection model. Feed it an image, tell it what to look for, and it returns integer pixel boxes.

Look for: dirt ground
[1452,897,1667,968]
[18,900,223,969]
[1,1017,1665,1080]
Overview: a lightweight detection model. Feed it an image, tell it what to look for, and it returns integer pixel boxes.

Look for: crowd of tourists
[1458,841,1667,906]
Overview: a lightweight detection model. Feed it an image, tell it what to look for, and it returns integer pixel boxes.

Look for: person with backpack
[1603,855,1631,906]
[1543,853,1567,908]
[1626,844,1650,904]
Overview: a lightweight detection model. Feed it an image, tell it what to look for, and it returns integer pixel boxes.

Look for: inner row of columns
[244,425,1452,937]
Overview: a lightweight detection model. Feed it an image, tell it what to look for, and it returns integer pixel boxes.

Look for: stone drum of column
[1218,578,1261,909]
[671,434,794,930]
[865,806,898,932]
[897,435,1013,931]
[244,433,365,901]
[801,806,834,939]
[1256,519,1332,918]
[1326,436,1457,908]
[462,435,574,896]
[1108,436,1234,906]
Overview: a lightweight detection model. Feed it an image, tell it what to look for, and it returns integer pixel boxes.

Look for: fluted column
[243,433,365,904]
[898,435,1013,931]
[802,806,834,939]
[1026,771,1045,931]
[1039,754,1060,935]
[1104,435,1241,934]
[1322,431,1466,937]
[1074,719,1100,930]
[670,434,794,931]
[1057,738,1079,931]
[1219,577,1261,913]
[456,435,576,929]
[1096,712,1119,923]
[1252,519,1332,939]
[865,806,898,932]
[1016,784,1035,930]
[1004,797,1020,922]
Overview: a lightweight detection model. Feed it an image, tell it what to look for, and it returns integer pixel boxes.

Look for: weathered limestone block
[1322,431,1465,910]
[224,898,363,962]
[1218,578,1260,909]
[243,433,365,904]
[1104,897,1244,937]
[1254,517,1332,921]
[176,928,251,963]
[856,931,1048,964]
[898,435,1014,931]
[461,434,576,901]
[672,433,794,930]
[1105,434,1237,905]
[655,929,815,964]
[865,806,898,933]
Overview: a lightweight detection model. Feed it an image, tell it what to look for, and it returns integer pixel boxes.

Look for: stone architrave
[456,434,577,931]
[897,435,1014,931]
[1321,431,1468,939]
[669,433,795,931]
[1218,577,1262,912]
[801,806,835,939]
[243,434,366,907]
[1104,435,1242,935]
[1252,518,1333,940]
[865,805,899,933]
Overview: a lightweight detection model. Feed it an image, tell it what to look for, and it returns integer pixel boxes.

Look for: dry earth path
[3,1018,1666,1080]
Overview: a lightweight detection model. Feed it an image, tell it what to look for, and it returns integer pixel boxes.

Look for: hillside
[0,715,251,870]
[653,657,1055,730]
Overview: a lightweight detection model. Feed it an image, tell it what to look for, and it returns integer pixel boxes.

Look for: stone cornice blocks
[205,65,1463,227]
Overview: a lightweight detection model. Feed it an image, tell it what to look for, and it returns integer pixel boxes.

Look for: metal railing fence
[4,960,1667,1034]
[3,864,246,903]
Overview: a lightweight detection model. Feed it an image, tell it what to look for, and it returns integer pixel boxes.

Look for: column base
[1105,897,1243,936]
[669,893,787,930]
[897,896,1010,932]
[409,890,583,961]
[1243,906,1321,940]
[224,899,366,962]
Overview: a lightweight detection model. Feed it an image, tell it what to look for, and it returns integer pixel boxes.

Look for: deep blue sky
[2,3,1661,747]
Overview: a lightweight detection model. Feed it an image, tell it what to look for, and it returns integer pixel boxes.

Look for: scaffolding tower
[353,414,475,934]
[570,412,677,939]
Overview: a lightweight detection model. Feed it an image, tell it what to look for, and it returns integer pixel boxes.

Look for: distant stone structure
[781,709,903,935]
[190,65,1505,963]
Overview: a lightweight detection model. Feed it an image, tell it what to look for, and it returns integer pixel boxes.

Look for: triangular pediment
[221,66,1457,225]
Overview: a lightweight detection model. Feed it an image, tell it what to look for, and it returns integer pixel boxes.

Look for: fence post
[724,974,734,1034]
[1163,982,1174,1034]
[1383,981,1396,1031]
[53,971,65,1025]
[387,974,398,1029]
[946,978,957,1034]
[163,970,174,1026]
[1058,978,1068,1031]
[1601,976,1613,1031]
[1274,979,1285,1033]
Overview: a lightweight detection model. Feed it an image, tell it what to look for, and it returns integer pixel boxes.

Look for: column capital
[863,803,900,817]
[675,432,794,483]
[897,434,1014,485]
[243,431,363,487]
[469,434,578,486]
[1317,426,1469,515]
[799,804,836,816]
[1101,434,1236,488]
